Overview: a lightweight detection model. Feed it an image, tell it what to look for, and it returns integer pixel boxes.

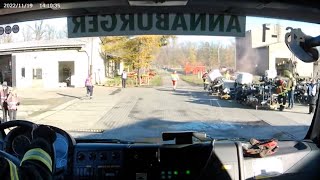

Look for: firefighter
[0,125,56,180]
[276,77,287,111]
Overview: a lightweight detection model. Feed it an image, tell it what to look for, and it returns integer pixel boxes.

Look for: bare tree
[28,20,46,40]
[45,25,56,40]
[22,27,33,41]
[56,24,67,39]
[0,34,13,43]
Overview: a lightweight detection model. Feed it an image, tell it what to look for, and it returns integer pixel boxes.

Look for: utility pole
[90,37,93,75]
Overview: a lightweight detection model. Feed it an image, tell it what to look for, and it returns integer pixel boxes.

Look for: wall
[13,50,89,88]
[269,43,313,77]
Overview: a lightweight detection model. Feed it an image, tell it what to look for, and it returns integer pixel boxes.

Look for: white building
[236,24,313,77]
[0,38,112,88]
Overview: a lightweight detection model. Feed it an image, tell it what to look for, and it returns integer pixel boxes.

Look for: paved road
[29,75,312,142]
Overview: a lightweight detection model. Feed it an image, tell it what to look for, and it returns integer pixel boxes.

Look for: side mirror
[285,28,320,63]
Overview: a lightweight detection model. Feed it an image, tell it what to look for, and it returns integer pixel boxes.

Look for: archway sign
[67,13,246,38]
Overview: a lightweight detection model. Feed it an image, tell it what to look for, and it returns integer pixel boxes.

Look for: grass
[104,76,143,87]
[180,75,203,86]
[149,75,162,86]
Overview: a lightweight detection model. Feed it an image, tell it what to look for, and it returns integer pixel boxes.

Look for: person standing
[85,74,93,99]
[224,70,231,80]
[0,81,9,123]
[287,74,297,109]
[7,88,19,120]
[202,71,208,90]
[171,71,179,91]
[121,70,127,88]
[307,79,318,114]
[276,78,287,111]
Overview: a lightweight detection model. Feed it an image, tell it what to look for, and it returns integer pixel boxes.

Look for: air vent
[128,0,188,6]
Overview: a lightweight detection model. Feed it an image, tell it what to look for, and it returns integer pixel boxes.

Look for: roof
[0,38,90,54]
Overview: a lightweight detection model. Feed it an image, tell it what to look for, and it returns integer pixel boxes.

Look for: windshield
[1,16,320,142]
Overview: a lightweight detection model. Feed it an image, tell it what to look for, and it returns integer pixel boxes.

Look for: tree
[45,25,56,40]
[56,24,68,39]
[28,21,46,40]
[100,36,129,59]
[123,36,163,85]
[100,35,173,85]
[22,27,33,41]
[0,34,13,43]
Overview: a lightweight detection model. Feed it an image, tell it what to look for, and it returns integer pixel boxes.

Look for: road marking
[216,100,221,107]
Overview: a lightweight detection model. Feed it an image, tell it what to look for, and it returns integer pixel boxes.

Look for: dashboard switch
[77,153,85,161]
[112,152,120,160]
[100,152,107,160]
[89,152,96,160]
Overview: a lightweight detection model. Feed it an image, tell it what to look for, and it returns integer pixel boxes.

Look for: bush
[180,75,203,85]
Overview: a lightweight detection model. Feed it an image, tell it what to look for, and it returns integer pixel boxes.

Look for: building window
[33,68,42,79]
[21,68,25,78]
[275,58,291,76]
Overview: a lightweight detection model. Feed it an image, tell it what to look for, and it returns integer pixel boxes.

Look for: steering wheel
[0,120,38,167]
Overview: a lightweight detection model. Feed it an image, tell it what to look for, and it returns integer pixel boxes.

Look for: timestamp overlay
[39,3,62,9]
[3,3,34,9]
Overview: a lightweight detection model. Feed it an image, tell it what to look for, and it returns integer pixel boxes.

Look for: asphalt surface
[28,75,312,142]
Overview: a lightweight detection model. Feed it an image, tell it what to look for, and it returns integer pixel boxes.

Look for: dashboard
[2,126,320,180]
[3,126,71,176]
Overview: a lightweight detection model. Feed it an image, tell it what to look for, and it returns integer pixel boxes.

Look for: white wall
[14,50,89,88]
[268,43,313,77]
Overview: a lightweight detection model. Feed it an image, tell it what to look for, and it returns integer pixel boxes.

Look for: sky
[4,16,320,44]
[176,16,320,43]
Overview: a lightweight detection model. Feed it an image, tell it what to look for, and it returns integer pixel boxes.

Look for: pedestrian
[0,81,9,123]
[202,71,208,90]
[171,71,179,91]
[85,74,93,99]
[121,70,127,88]
[224,70,231,80]
[287,73,296,109]
[307,79,318,114]
[7,88,20,121]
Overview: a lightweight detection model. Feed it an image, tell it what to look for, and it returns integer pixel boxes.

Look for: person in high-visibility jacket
[224,70,231,80]
[171,71,179,91]
[6,88,20,121]
[0,125,56,180]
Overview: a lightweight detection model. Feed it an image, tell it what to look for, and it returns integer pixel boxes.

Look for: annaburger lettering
[68,13,245,37]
